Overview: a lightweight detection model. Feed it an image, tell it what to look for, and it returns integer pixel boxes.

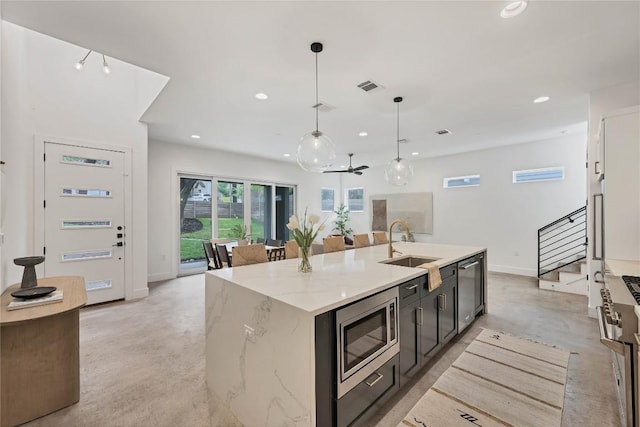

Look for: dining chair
[323,236,345,253]
[203,242,222,270]
[372,231,388,245]
[256,238,265,244]
[353,233,371,248]
[268,247,286,261]
[284,240,299,259]
[265,238,284,247]
[232,243,269,266]
[215,243,232,267]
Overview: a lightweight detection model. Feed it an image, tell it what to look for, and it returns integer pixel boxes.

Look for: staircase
[537,206,587,295]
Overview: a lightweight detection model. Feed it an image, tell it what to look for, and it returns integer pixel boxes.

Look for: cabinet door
[399,299,420,384]
[420,289,439,361]
[439,281,457,345]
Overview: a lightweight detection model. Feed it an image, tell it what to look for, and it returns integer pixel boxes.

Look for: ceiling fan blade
[354,170,363,175]
[323,170,349,173]
[353,165,369,171]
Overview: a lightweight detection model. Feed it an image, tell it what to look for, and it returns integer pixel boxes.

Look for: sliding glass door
[178,175,295,276]
[250,184,272,242]
[216,180,245,239]
[275,186,295,241]
[179,176,213,275]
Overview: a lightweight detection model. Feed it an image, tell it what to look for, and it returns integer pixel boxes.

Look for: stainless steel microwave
[335,286,399,398]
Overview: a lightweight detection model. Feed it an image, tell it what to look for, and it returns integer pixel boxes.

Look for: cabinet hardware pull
[438,294,444,311]
[459,261,479,270]
[417,307,423,325]
[405,283,418,290]
[444,293,447,310]
[365,373,384,387]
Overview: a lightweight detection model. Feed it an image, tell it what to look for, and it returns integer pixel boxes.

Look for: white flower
[309,214,320,225]
[287,215,299,231]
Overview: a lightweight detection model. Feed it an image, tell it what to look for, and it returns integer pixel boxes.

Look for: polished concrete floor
[23,272,620,426]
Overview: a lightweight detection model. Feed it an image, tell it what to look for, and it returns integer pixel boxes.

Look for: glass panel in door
[275,186,295,241]
[179,177,212,274]
[217,180,245,240]
[250,184,272,243]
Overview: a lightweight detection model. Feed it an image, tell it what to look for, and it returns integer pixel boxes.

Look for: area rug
[399,328,570,427]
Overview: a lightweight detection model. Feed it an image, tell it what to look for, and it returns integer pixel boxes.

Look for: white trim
[488,264,537,277]
[148,272,175,283]
[34,134,138,301]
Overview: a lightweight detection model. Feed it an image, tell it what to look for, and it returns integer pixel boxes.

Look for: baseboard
[148,272,175,283]
[489,264,537,277]
[130,286,149,300]
[587,305,597,319]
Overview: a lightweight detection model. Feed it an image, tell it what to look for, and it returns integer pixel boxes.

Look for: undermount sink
[380,256,440,268]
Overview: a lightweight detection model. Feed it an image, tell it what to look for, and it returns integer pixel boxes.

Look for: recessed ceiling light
[191,134,201,139]
[359,131,368,137]
[283,153,290,157]
[500,1,528,18]
[411,152,419,156]
[255,92,268,100]
[533,96,550,104]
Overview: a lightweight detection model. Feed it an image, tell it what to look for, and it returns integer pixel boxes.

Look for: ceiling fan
[323,153,369,175]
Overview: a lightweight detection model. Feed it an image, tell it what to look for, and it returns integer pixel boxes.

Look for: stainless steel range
[598,274,640,427]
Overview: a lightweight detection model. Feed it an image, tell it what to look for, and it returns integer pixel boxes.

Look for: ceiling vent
[357,80,384,93]
[312,102,335,113]
[435,129,452,135]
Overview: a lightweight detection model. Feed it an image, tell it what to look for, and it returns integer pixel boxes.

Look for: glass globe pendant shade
[296,130,336,173]
[384,157,414,186]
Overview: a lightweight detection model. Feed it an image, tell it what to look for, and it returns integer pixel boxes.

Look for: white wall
[147,140,341,281]
[586,81,640,316]
[341,134,587,276]
[1,22,167,296]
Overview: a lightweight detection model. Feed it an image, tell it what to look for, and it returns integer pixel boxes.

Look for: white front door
[43,142,126,305]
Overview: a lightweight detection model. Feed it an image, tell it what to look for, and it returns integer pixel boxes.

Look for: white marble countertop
[606,258,640,277]
[208,242,485,315]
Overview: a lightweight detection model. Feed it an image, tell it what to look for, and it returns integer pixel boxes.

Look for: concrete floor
[23,272,620,427]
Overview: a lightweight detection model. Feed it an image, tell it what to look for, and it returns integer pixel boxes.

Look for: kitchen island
[205,242,486,426]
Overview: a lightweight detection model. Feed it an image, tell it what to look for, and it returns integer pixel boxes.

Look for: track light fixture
[74,49,111,75]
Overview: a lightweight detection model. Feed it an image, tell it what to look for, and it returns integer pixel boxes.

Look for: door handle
[417,307,423,326]
[405,283,418,290]
[459,261,479,270]
[112,242,124,247]
[438,294,444,311]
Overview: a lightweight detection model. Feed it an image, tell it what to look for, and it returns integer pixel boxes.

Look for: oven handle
[596,306,624,354]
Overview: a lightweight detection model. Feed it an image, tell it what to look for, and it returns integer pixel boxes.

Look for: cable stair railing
[538,206,587,278]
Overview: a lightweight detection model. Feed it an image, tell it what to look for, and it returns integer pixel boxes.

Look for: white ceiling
[2,1,639,168]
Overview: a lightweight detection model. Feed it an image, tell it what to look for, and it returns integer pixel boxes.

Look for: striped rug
[399,329,570,427]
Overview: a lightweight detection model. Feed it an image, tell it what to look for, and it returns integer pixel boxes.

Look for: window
[443,175,481,188]
[321,188,335,212]
[513,167,564,184]
[344,188,364,212]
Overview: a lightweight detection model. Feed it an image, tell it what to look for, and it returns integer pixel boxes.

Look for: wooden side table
[1,276,86,427]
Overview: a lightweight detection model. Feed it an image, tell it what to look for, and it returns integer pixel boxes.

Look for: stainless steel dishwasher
[457,254,483,333]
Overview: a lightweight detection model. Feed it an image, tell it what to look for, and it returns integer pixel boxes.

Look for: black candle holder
[13,256,45,288]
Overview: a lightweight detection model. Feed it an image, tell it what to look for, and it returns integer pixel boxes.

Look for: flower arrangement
[287,208,326,273]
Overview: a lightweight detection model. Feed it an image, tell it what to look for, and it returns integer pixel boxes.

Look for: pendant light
[296,42,336,173]
[384,97,414,186]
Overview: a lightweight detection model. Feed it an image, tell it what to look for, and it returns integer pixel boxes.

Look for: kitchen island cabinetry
[399,264,458,385]
[206,242,486,427]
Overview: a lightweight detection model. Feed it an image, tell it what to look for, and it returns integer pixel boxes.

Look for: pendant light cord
[315,51,319,133]
[396,101,400,161]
